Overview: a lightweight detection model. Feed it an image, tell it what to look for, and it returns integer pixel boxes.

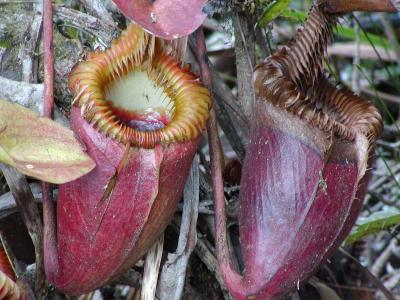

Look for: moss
[0,40,11,49]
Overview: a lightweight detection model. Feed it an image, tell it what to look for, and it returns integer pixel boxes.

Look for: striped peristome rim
[254,5,382,144]
[69,23,211,148]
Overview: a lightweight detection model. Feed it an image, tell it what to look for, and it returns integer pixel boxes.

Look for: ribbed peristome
[254,4,382,144]
[69,23,211,148]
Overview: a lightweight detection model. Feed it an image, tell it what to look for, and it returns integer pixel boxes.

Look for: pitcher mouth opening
[105,69,173,132]
[69,24,211,149]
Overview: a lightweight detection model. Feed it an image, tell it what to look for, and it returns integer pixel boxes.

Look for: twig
[177,201,215,215]
[157,157,200,300]
[255,27,270,59]
[382,122,400,140]
[368,164,400,191]
[208,65,249,126]
[368,191,400,210]
[194,237,232,300]
[110,268,142,288]
[0,0,40,3]
[0,76,69,127]
[127,288,141,300]
[141,234,164,300]
[360,86,400,105]
[0,76,44,113]
[0,183,42,219]
[24,262,142,289]
[352,12,361,94]
[187,42,248,160]
[210,63,249,159]
[339,247,396,300]
[233,12,256,117]
[234,13,253,71]
[0,165,44,298]
[17,2,42,83]
[370,239,398,277]
[77,0,114,27]
[382,270,400,290]
[324,283,378,293]
[319,0,396,13]
[53,6,119,46]
[377,140,400,151]
[328,43,399,62]
[379,13,400,67]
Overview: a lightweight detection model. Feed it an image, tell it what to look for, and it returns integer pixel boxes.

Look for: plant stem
[192,27,242,296]
[191,28,227,267]
[42,0,58,287]
[43,0,54,119]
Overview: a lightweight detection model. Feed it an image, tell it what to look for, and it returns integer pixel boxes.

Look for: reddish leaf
[112,0,207,39]
[0,99,95,184]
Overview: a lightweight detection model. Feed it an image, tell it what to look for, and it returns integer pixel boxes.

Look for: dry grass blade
[157,156,200,300]
[141,234,164,300]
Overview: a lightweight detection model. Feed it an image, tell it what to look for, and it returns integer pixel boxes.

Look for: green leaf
[259,0,293,27]
[346,209,400,245]
[335,26,392,50]
[0,99,95,184]
[280,8,307,22]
